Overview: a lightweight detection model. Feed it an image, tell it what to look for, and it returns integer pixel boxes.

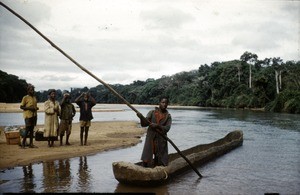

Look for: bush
[235,95,249,108]
[267,90,300,113]
[222,96,236,108]
[283,98,300,114]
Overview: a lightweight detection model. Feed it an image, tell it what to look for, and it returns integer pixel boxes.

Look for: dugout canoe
[112,130,243,186]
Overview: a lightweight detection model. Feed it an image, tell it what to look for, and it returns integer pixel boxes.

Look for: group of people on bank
[19,83,172,167]
[20,84,96,148]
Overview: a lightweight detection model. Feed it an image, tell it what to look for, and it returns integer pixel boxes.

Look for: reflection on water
[114,183,168,194]
[77,156,91,192]
[21,165,35,192]
[42,159,71,192]
[18,156,92,193]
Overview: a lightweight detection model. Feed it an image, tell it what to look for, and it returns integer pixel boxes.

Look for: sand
[0,103,146,170]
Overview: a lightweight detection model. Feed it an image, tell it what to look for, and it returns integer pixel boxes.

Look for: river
[0,105,299,194]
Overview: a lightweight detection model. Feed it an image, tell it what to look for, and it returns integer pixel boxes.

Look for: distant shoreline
[0,103,126,113]
[0,102,265,113]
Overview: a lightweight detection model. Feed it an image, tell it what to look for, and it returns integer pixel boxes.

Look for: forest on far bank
[1,52,299,114]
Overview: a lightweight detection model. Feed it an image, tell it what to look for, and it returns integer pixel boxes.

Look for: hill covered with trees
[1,52,299,113]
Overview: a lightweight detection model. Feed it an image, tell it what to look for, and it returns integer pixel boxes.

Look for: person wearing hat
[20,84,39,148]
[59,93,76,146]
[44,89,60,147]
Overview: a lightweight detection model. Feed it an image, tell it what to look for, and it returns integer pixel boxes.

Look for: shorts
[80,120,91,127]
[59,119,72,136]
[25,116,37,127]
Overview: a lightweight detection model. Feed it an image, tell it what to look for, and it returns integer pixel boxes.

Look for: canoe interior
[113,130,243,186]
[169,130,243,162]
[167,130,243,177]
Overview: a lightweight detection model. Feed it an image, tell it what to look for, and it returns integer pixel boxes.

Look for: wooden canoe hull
[112,130,243,186]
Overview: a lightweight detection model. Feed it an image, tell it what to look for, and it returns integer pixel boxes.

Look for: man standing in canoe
[137,97,172,167]
[20,84,39,148]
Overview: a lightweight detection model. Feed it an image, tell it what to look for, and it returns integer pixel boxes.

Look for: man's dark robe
[141,107,172,166]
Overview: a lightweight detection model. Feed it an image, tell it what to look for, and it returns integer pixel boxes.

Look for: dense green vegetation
[1,52,299,113]
[0,70,27,103]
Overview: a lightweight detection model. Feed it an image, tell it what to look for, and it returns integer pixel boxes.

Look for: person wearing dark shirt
[59,93,76,146]
[75,92,96,146]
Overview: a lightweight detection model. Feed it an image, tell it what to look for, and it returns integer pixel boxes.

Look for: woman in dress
[44,89,60,147]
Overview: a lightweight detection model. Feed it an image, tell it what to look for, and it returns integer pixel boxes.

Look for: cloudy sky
[0,0,299,91]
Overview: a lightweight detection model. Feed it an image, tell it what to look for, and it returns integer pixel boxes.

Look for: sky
[0,0,299,91]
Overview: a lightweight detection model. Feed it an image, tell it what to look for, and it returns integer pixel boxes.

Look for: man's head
[83,92,89,101]
[64,93,71,102]
[159,96,169,111]
[27,84,35,96]
[48,89,56,100]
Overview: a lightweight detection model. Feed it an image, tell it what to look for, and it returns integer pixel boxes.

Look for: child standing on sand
[75,92,96,146]
[59,93,76,146]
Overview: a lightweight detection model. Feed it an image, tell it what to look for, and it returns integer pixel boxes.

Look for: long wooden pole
[0,1,202,178]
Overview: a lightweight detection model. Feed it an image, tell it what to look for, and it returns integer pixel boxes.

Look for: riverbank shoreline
[0,103,127,113]
[0,102,265,113]
[0,121,146,170]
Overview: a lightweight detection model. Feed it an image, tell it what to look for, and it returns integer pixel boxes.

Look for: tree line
[1,51,299,114]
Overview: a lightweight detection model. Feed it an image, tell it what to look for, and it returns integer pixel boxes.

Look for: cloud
[140,6,195,30]
[0,0,51,30]
[0,0,299,91]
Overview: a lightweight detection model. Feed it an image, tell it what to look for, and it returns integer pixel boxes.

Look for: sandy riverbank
[0,103,146,170]
[0,102,202,171]
[0,121,146,170]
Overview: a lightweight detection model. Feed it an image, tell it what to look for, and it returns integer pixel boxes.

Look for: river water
[0,105,299,194]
